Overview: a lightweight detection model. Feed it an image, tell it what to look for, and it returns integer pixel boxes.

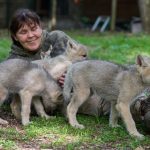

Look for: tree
[139,0,150,33]
[111,0,117,31]
[48,0,57,30]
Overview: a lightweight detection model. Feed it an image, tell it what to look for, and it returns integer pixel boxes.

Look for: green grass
[0,114,149,149]
[67,31,150,64]
[0,31,150,149]
[0,38,11,61]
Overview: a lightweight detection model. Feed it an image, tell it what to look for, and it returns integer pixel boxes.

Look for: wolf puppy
[33,40,87,80]
[0,59,62,125]
[63,55,150,139]
[10,40,87,119]
[33,40,87,112]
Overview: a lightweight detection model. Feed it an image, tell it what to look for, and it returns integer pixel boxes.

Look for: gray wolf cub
[10,40,87,119]
[33,40,88,80]
[0,59,62,125]
[63,55,150,139]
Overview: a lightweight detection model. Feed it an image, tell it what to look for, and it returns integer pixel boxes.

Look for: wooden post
[111,0,117,31]
[48,0,57,30]
[138,0,150,33]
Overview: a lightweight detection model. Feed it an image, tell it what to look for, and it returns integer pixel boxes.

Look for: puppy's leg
[109,101,119,127]
[67,88,90,129]
[10,94,21,120]
[116,94,144,140]
[0,118,8,125]
[0,85,8,124]
[19,90,32,126]
[32,96,51,119]
[0,85,8,105]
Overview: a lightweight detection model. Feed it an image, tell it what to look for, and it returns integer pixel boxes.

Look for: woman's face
[14,23,42,51]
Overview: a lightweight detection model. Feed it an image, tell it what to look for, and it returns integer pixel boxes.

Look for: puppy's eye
[142,65,147,69]
[82,55,87,58]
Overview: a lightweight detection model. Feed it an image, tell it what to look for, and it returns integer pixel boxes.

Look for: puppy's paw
[47,116,56,119]
[131,132,145,140]
[0,118,8,125]
[41,114,54,120]
[22,120,30,126]
[72,124,85,129]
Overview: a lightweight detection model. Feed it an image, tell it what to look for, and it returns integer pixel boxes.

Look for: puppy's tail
[63,66,73,104]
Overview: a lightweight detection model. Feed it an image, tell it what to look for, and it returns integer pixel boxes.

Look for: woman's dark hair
[9,8,41,44]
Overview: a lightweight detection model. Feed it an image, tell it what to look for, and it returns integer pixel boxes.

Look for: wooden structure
[0,0,27,28]
[81,0,139,22]
[0,0,140,29]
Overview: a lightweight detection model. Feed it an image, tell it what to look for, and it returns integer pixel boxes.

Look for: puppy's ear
[136,55,147,67]
[67,40,76,49]
[40,50,51,59]
[66,40,77,54]
[68,40,73,49]
[40,52,45,59]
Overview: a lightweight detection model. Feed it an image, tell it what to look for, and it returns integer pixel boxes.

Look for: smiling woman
[8,8,83,85]
[9,8,42,52]
[8,8,79,61]
[14,23,42,51]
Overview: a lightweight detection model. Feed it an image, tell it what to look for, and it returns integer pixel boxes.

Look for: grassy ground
[0,30,150,149]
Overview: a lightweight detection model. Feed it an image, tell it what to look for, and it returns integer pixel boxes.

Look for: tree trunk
[48,0,57,30]
[139,0,150,33]
[111,0,117,31]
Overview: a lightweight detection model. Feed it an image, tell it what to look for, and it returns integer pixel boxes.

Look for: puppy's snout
[57,94,63,102]
[82,54,87,58]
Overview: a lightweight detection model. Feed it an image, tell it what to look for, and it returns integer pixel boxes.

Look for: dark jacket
[8,30,76,60]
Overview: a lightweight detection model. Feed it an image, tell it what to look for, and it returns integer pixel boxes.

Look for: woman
[8,8,76,60]
[8,8,79,85]
[8,8,150,131]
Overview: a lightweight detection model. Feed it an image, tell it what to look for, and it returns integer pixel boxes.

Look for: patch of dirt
[0,108,150,150]
[0,109,20,127]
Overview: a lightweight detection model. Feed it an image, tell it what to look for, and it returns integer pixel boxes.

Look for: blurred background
[1,0,150,33]
[0,2,150,149]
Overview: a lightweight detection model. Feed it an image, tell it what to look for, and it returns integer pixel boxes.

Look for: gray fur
[32,40,87,113]
[33,40,88,80]
[63,55,150,140]
[0,59,62,125]
[10,40,88,119]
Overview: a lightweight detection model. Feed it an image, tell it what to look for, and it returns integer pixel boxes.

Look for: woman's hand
[58,73,66,88]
